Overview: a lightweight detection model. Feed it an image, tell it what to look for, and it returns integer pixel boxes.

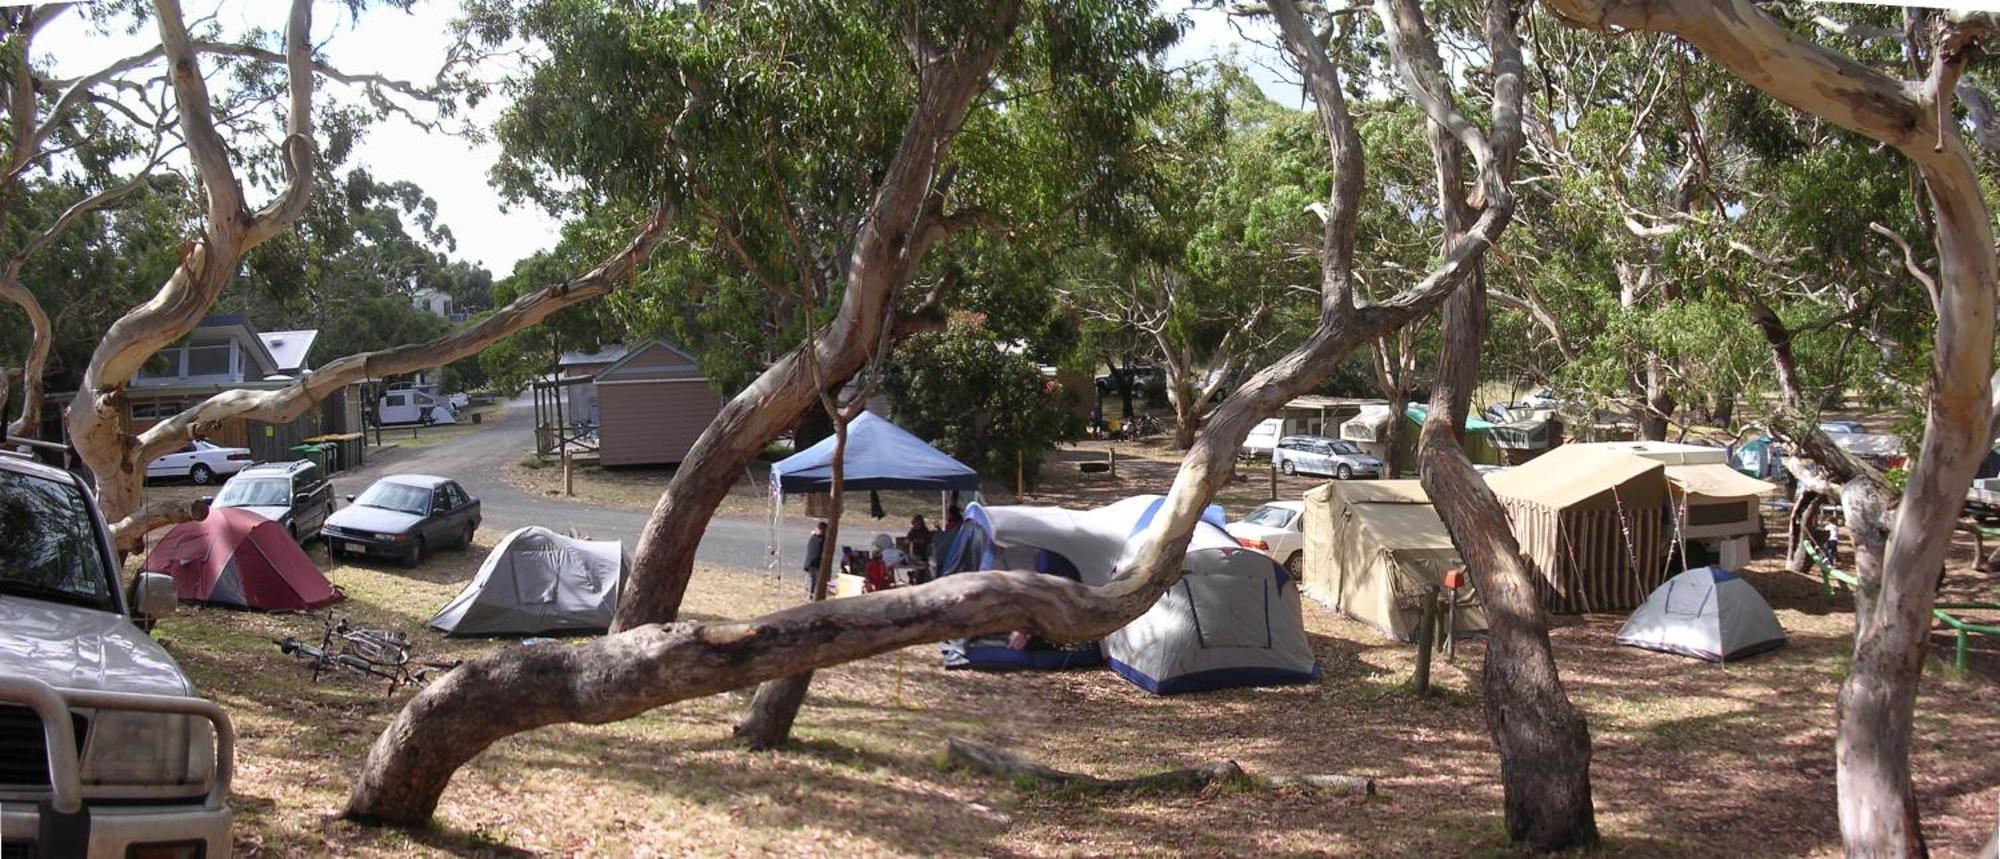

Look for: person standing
[906,515,933,565]
[803,520,828,599]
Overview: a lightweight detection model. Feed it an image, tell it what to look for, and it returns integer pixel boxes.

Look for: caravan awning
[1664,463,1778,502]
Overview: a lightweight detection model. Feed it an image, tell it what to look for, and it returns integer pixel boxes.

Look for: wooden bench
[1804,541,2000,669]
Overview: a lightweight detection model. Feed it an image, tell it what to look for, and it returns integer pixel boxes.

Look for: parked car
[1521,387,1564,410]
[1226,501,1305,575]
[0,448,234,857]
[1818,420,1867,436]
[1094,365,1163,394]
[323,474,480,567]
[145,439,252,485]
[1273,434,1383,479]
[213,459,335,542]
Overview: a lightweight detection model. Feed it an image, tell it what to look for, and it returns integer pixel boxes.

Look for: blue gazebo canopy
[772,412,980,493]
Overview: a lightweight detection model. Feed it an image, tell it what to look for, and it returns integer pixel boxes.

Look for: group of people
[801,505,966,597]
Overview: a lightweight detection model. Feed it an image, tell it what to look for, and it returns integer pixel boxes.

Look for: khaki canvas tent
[1301,481,1487,641]
[1487,445,1668,613]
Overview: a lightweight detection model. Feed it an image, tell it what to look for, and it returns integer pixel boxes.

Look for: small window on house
[185,343,232,376]
[136,349,181,379]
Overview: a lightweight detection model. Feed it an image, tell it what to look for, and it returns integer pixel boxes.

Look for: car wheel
[1285,552,1303,577]
[190,463,214,485]
[403,539,425,569]
[458,523,475,550]
[1337,464,1353,480]
[1280,459,1296,476]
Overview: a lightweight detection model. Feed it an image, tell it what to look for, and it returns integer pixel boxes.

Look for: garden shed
[591,341,724,467]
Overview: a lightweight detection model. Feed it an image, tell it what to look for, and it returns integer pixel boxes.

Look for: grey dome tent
[429,526,628,636]
[1616,566,1786,662]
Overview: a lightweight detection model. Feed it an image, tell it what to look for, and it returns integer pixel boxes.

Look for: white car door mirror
[133,571,177,619]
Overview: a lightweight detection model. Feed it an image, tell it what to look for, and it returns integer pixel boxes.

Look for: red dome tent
[142,507,342,611]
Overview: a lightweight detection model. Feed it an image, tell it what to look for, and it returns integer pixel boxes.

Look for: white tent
[1616,566,1786,662]
[941,496,1319,693]
[429,526,628,636]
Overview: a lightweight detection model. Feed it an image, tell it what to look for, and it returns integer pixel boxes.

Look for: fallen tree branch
[943,738,1375,796]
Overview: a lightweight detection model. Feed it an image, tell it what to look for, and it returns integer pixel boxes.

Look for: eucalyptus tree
[1546,2,2000,854]
[340,1,1546,847]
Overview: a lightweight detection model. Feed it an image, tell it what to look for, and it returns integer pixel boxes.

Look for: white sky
[41,1,1295,278]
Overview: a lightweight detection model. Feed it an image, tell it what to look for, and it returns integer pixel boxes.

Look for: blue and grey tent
[937,495,1319,694]
[1616,566,1786,662]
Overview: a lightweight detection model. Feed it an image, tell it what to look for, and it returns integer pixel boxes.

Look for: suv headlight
[79,711,214,789]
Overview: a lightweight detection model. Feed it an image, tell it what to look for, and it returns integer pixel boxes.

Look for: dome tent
[429,526,628,636]
[1616,566,1786,662]
[938,495,1319,694]
[142,507,341,612]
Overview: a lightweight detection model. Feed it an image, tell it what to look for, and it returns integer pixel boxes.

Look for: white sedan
[1227,501,1306,576]
[145,439,253,485]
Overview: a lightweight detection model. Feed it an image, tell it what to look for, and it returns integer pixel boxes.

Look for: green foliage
[466,0,1179,400]
[885,320,1079,488]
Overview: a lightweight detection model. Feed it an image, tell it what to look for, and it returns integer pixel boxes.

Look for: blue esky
[39,1,1295,277]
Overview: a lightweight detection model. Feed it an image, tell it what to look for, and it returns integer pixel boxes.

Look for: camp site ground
[110,403,2000,856]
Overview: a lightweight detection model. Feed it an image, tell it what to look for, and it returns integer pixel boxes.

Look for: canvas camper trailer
[1568,441,1775,569]
[1301,481,1487,641]
[1487,445,1669,613]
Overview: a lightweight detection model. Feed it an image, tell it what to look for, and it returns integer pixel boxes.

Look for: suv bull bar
[0,673,234,854]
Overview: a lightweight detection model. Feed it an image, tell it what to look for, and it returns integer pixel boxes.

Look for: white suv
[0,448,234,857]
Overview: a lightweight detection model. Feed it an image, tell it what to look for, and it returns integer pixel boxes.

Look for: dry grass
[143,524,2000,857]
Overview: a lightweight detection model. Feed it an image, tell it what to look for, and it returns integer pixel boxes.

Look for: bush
[886,321,1078,489]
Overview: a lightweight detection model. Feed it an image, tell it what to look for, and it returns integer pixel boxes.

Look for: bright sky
[42,1,1295,279]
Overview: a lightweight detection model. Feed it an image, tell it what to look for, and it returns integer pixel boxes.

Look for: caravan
[377,382,458,425]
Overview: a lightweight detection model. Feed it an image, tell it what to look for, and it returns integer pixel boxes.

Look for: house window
[185,343,233,377]
[131,401,185,420]
[137,349,181,379]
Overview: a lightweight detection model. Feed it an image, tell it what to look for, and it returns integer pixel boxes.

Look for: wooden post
[1412,585,1439,696]
[1016,448,1025,500]
[1109,446,1118,479]
[562,447,574,497]
[1268,458,1278,501]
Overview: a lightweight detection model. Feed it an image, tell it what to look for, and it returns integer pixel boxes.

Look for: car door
[148,443,195,477]
[421,486,454,544]
[295,467,330,533]
[450,482,480,531]
[1306,441,1332,475]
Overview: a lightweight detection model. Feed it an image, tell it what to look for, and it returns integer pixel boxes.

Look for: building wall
[595,378,723,466]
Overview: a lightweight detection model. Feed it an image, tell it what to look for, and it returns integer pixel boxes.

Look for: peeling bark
[68,0,319,539]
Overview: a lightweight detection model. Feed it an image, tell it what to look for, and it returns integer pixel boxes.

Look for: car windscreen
[1244,505,1293,528]
[355,481,433,515]
[215,477,290,508]
[0,470,116,611]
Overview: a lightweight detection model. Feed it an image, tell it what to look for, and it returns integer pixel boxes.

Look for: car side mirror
[133,572,177,620]
[294,492,311,504]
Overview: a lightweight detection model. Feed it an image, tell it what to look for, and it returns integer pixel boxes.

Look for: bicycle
[276,615,462,696]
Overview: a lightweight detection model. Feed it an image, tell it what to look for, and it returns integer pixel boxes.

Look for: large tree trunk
[1544,3,1999,853]
[1168,381,1199,449]
[69,0,319,532]
[610,9,1019,630]
[1381,0,1592,848]
[735,395,851,749]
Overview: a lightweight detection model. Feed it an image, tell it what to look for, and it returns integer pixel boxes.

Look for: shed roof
[557,344,632,368]
[595,340,704,381]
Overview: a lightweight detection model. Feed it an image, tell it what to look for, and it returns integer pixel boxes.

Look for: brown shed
[591,341,723,467]
[1487,445,1667,614]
